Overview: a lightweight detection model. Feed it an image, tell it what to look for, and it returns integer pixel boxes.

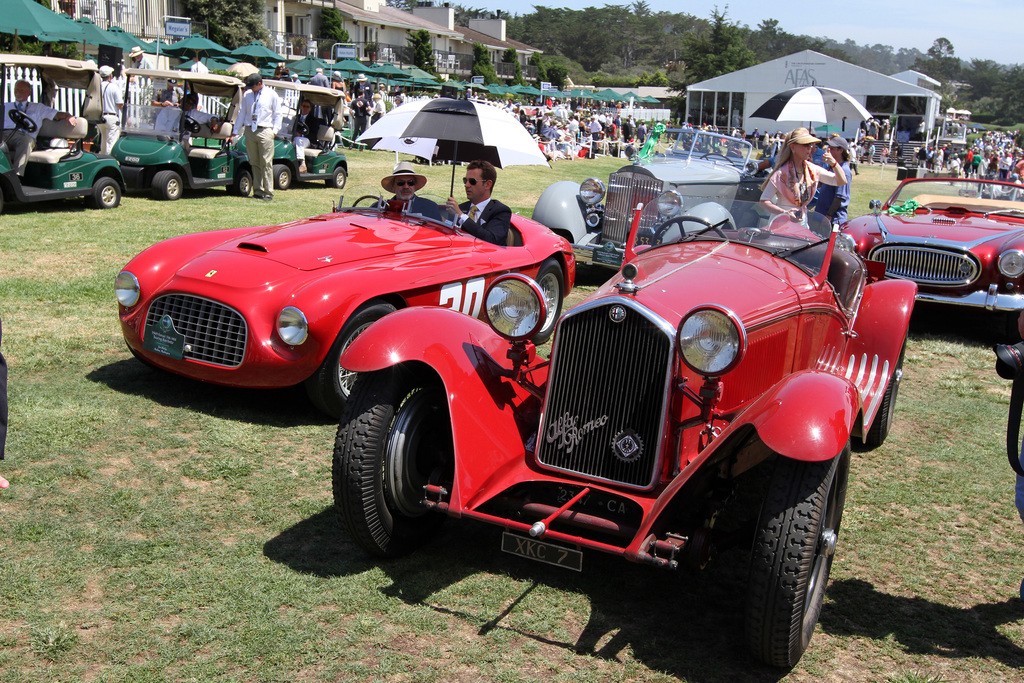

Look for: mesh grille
[602,169,663,244]
[536,300,674,489]
[869,245,979,286]
[145,294,247,367]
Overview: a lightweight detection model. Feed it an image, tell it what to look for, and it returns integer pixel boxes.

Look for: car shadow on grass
[264,507,790,682]
[822,578,1024,667]
[87,358,334,427]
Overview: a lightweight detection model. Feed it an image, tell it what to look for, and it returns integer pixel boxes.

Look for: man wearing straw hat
[381,161,441,220]
[128,46,154,70]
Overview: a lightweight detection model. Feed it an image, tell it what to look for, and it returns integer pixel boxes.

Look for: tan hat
[787,127,820,146]
[129,46,144,58]
[381,161,427,193]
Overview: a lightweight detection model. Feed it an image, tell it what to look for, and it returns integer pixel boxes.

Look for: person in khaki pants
[239,73,281,201]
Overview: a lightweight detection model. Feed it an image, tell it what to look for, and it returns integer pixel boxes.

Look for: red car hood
[873,213,1024,244]
[208,214,455,272]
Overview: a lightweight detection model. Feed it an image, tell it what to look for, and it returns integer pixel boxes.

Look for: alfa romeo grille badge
[612,429,644,463]
[609,305,627,323]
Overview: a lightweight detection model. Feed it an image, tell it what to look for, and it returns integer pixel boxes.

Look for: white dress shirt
[241,86,282,134]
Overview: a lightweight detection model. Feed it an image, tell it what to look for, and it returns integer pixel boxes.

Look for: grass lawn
[1,148,1022,682]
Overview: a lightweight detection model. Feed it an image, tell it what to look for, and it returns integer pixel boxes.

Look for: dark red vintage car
[333,195,916,666]
[842,176,1024,338]
[115,198,574,415]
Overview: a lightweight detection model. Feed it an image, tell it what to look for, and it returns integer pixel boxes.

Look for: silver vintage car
[533,128,764,268]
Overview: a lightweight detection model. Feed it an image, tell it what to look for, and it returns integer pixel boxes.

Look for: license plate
[143,315,185,360]
[501,532,582,571]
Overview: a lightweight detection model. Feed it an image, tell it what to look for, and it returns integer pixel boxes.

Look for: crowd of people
[912,130,1024,182]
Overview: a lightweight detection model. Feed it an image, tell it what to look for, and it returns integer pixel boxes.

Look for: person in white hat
[381,161,441,220]
[2,79,77,174]
[97,65,123,154]
[128,46,154,70]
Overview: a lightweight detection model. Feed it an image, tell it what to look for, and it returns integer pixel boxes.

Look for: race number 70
[440,277,485,318]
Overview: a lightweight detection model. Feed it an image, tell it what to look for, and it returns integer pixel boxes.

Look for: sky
[469,0,1023,65]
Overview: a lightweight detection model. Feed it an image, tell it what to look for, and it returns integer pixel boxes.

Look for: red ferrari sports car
[333,195,915,667]
[116,198,575,415]
[842,176,1024,338]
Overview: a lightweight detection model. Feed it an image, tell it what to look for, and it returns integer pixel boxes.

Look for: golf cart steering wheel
[8,109,36,134]
[295,120,309,137]
[183,115,202,134]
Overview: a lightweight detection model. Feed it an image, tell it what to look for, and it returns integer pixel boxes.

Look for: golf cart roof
[125,68,243,97]
[0,54,97,89]
[263,79,344,108]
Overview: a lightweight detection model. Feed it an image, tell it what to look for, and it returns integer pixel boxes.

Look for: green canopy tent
[1,0,84,51]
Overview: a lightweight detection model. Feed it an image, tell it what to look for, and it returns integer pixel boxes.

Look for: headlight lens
[999,250,1024,278]
[836,232,857,253]
[114,271,140,307]
[276,306,308,345]
[677,306,745,376]
[657,190,683,219]
[579,178,605,206]
[484,274,547,341]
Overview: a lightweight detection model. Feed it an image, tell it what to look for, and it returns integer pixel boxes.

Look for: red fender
[742,370,860,462]
[340,306,543,512]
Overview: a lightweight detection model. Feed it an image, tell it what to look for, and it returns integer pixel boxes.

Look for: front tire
[532,257,564,344]
[328,165,347,189]
[745,446,850,668]
[863,342,905,449]
[304,300,397,417]
[230,169,253,197]
[333,368,451,557]
[273,163,292,190]
[151,169,183,201]
[88,176,121,209]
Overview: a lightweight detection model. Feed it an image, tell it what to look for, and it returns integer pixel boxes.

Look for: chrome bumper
[917,284,1024,312]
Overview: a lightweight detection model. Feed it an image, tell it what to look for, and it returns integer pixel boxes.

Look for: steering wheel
[8,109,36,134]
[182,115,202,134]
[352,195,383,208]
[295,120,309,137]
[651,215,726,245]
[700,152,731,163]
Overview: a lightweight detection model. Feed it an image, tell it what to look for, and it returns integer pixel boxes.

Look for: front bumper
[916,283,1024,312]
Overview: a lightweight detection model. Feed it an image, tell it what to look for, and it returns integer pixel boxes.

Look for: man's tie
[468,205,478,222]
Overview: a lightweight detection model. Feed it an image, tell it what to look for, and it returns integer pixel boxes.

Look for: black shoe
[261,194,272,201]
[252,193,264,200]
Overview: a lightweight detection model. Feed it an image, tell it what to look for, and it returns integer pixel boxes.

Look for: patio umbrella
[287,55,331,78]
[750,87,870,125]
[1,0,84,49]
[104,26,146,51]
[73,17,121,49]
[358,97,548,195]
[162,34,230,61]
[403,66,435,80]
[230,40,284,64]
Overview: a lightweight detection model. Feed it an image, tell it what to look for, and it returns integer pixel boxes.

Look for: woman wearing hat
[760,127,847,225]
[381,161,441,220]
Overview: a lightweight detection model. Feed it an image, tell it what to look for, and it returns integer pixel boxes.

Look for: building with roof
[686,49,942,144]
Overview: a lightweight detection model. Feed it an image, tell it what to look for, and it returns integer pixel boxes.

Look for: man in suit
[292,99,325,173]
[445,159,512,245]
[382,161,441,220]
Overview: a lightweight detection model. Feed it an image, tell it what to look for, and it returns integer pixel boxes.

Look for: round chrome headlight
[836,232,857,253]
[484,274,547,342]
[115,271,140,307]
[657,190,683,219]
[999,250,1024,278]
[276,306,309,346]
[677,306,746,376]
[579,178,606,206]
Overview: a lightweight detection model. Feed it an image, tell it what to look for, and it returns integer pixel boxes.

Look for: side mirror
[868,199,882,214]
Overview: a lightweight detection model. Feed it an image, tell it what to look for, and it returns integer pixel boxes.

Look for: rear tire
[334,368,451,557]
[273,163,292,190]
[745,446,850,668]
[304,301,397,417]
[152,170,183,201]
[328,165,347,189]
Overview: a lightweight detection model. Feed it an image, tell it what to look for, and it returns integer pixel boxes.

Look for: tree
[680,9,756,85]
[318,7,350,51]
[502,46,524,85]
[546,64,568,91]
[913,37,961,84]
[180,0,266,49]
[409,29,435,75]
[471,43,498,85]
[529,51,547,85]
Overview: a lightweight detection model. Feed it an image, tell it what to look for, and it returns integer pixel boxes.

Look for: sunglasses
[463,177,484,186]
[394,180,416,187]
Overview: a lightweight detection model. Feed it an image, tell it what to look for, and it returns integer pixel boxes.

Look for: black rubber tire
[333,367,451,557]
[230,169,253,197]
[304,301,397,417]
[745,445,850,668]
[151,169,183,201]
[88,176,121,209]
[328,165,347,189]
[531,257,564,345]
[863,342,905,449]
[273,163,292,190]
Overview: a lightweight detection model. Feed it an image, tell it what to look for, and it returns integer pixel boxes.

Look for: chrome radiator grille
[602,169,663,244]
[536,299,674,489]
[145,294,247,367]
[869,245,979,286]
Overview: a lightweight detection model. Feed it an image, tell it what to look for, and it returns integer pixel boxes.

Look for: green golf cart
[113,69,251,200]
[0,54,124,215]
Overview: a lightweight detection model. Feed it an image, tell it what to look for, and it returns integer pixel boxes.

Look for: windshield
[888,178,1024,213]
[122,83,230,138]
[668,129,753,168]
[630,196,834,276]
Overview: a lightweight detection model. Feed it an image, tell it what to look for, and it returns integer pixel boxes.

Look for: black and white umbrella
[750,87,871,125]
[358,97,548,194]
